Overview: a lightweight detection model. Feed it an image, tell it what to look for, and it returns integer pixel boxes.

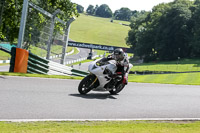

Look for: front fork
[88,74,98,89]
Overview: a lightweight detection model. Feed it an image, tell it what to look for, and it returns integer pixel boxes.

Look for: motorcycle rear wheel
[78,74,96,94]
[109,82,125,95]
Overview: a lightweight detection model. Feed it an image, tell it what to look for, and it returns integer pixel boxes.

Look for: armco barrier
[28,52,49,74]
[9,47,89,77]
[0,44,14,64]
[0,43,16,53]
[71,69,90,77]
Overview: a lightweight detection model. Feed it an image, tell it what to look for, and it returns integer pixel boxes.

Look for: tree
[0,0,78,44]
[127,0,194,62]
[94,5,99,15]
[114,7,132,21]
[95,4,112,18]
[76,4,84,13]
[190,0,200,57]
[126,12,152,61]
[0,0,23,42]
[86,5,94,15]
[155,0,193,60]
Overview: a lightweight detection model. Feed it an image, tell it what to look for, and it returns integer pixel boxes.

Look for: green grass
[70,14,130,47]
[113,19,130,25]
[0,72,83,80]
[1,121,200,133]
[29,46,74,57]
[0,51,11,60]
[1,71,200,85]
[128,72,200,85]
[0,63,9,66]
[130,58,200,72]
[128,58,200,85]
[70,47,79,55]
[1,14,131,60]
[0,46,74,60]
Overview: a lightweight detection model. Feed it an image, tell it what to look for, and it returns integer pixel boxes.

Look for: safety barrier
[9,47,89,77]
[0,43,15,64]
[0,43,16,53]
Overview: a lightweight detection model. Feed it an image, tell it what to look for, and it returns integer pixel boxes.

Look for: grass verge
[128,72,200,85]
[0,51,11,60]
[0,121,200,133]
[0,72,83,80]
[0,46,74,60]
[1,72,200,85]
[130,58,200,72]
[69,47,79,56]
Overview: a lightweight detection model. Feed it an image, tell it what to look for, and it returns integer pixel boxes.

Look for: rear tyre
[109,82,125,95]
[78,74,96,95]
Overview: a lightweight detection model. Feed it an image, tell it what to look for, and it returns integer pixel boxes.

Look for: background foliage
[126,0,200,62]
[0,0,78,44]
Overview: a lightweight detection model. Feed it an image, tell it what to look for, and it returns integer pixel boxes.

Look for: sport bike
[78,58,127,95]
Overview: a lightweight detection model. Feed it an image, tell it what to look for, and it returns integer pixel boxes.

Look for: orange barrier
[14,48,29,73]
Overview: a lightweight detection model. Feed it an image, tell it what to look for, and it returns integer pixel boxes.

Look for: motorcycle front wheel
[109,82,125,95]
[78,74,96,95]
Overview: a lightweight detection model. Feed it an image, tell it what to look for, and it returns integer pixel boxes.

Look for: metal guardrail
[0,43,16,53]
[1,45,89,77]
[8,47,89,77]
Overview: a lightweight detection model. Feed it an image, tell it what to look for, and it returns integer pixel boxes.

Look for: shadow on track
[0,76,6,79]
[69,93,117,100]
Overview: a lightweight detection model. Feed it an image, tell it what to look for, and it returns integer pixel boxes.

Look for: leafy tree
[86,5,94,15]
[190,0,200,57]
[0,0,78,44]
[156,0,193,60]
[114,7,132,21]
[76,4,84,13]
[127,0,194,62]
[131,10,138,17]
[126,12,151,60]
[94,5,99,15]
[0,0,23,42]
[95,4,112,18]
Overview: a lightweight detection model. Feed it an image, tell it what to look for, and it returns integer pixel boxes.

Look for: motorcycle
[78,58,127,95]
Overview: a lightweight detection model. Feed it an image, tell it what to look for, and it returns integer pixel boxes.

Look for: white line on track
[1,118,200,122]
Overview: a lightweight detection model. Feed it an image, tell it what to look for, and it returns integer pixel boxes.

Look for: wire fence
[1,0,76,65]
[0,0,69,62]
[22,0,67,62]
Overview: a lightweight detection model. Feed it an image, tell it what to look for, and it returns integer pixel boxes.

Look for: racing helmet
[113,48,125,61]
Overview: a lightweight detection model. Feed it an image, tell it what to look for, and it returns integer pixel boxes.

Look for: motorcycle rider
[107,48,133,85]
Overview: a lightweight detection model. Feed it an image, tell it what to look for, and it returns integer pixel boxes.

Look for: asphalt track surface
[1,76,200,120]
[51,48,90,64]
[0,65,9,72]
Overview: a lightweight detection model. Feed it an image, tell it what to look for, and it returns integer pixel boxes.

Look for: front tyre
[78,74,96,95]
[109,82,125,95]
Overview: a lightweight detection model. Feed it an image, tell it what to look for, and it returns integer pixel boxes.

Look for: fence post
[17,0,29,48]
[60,17,75,65]
[46,9,60,60]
